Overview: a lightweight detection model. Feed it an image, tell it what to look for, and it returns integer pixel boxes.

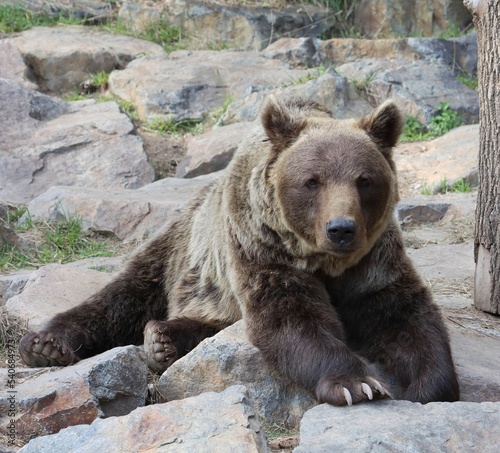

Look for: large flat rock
[10,25,165,93]
[18,386,267,453]
[108,50,310,121]
[295,400,499,452]
[0,79,154,204]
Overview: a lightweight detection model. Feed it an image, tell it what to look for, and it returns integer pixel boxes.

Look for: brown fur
[19,97,459,405]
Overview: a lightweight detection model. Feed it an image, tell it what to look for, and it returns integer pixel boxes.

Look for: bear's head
[261,97,404,268]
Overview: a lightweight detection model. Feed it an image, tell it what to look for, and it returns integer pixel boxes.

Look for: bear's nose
[326,218,357,246]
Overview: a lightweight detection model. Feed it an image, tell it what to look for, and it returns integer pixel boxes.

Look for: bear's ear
[358,100,404,155]
[261,96,307,149]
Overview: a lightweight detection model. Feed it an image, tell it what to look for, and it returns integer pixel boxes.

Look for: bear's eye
[305,178,320,190]
[357,177,371,190]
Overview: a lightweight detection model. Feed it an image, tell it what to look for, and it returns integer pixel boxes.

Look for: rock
[0,270,31,306]
[397,201,450,225]
[5,263,116,330]
[0,41,37,89]
[10,25,165,93]
[18,385,268,453]
[261,37,323,68]
[108,50,309,121]
[0,79,154,204]
[337,60,479,124]
[407,242,475,292]
[353,0,472,37]
[163,0,334,51]
[221,67,372,125]
[156,321,316,428]
[0,346,147,444]
[23,172,222,242]
[1,0,116,22]
[448,322,500,403]
[176,122,252,178]
[395,125,479,194]
[320,34,477,76]
[295,400,500,452]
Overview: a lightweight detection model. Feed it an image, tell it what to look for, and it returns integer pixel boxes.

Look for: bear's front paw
[315,375,391,406]
[144,320,179,373]
[19,332,78,367]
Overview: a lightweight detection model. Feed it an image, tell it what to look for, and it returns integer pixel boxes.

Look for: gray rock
[0,41,36,88]
[11,25,165,92]
[18,385,268,453]
[0,79,154,204]
[157,321,316,428]
[108,50,309,121]
[176,122,252,178]
[221,68,372,125]
[395,125,479,196]
[1,0,115,22]
[320,34,477,76]
[295,401,500,452]
[261,37,324,68]
[0,270,31,306]
[448,322,500,403]
[337,60,479,124]
[353,0,472,37]
[0,346,147,444]
[24,172,222,242]
[164,0,334,51]
[5,263,116,330]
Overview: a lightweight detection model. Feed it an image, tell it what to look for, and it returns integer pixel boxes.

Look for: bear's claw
[19,332,77,367]
[316,374,392,406]
[144,321,178,373]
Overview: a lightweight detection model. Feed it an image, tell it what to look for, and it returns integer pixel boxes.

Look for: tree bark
[464,0,500,314]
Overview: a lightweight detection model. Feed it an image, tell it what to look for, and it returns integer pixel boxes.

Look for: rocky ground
[0,1,499,452]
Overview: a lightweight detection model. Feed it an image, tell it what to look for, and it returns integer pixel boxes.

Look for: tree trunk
[464,0,500,314]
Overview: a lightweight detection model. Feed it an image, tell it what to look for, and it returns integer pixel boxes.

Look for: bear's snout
[326,218,357,248]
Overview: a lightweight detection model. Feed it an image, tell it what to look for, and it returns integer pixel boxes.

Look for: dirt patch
[137,130,188,180]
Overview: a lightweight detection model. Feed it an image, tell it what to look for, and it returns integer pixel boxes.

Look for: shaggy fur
[19,97,459,405]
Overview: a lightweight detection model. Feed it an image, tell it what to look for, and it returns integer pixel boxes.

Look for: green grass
[0,5,186,53]
[0,4,85,33]
[420,183,433,195]
[293,65,327,85]
[144,117,203,135]
[0,208,115,272]
[457,73,478,90]
[401,102,464,142]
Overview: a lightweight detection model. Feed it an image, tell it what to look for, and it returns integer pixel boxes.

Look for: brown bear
[19,97,459,406]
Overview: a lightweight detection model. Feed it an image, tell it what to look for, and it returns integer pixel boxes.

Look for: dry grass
[0,307,29,368]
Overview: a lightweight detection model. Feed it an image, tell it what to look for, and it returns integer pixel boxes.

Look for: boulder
[0,79,154,204]
[295,400,499,452]
[156,321,316,428]
[5,262,116,330]
[18,386,268,453]
[10,25,165,93]
[395,124,479,194]
[260,37,324,68]
[220,68,372,125]
[176,122,252,178]
[163,0,334,51]
[0,41,37,89]
[108,50,309,121]
[0,346,147,445]
[353,0,472,37]
[337,59,479,123]
[320,34,477,76]
[23,172,222,242]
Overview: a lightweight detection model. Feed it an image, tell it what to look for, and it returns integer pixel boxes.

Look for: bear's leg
[143,318,221,373]
[19,235,171,368]
[340,285,460,403]
[238,265,391,406]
